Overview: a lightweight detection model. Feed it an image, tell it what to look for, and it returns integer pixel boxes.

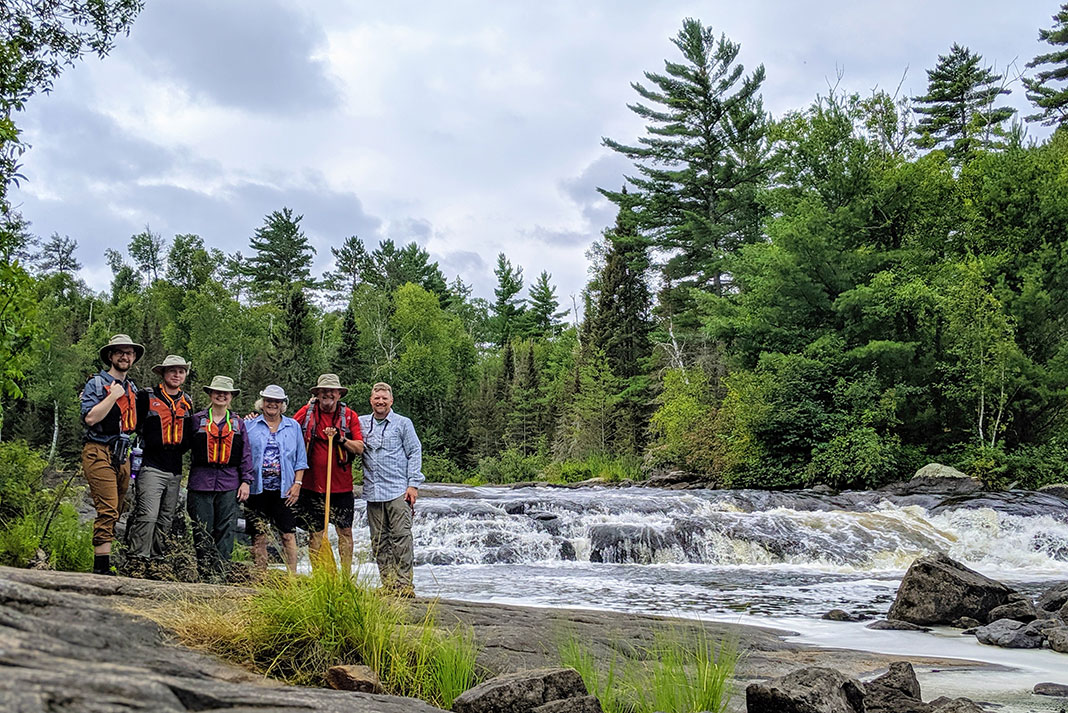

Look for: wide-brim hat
[99,334,145,365]
[152,354,192,376]
[203,375,241,395]
[311,373,348,396]
[259,384,288,401]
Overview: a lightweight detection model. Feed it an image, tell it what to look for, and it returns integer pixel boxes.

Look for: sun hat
[259,384,288,401]
[310,373,348,397]
[151,354,192,376]
[98,334,145,365]
[203,375,240,395]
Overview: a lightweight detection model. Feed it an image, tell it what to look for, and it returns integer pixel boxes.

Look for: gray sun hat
[259,384,288,401]
[311,373,348,397]
[203,375,240,395]
[98,334,145,365]
[151,354,192,376]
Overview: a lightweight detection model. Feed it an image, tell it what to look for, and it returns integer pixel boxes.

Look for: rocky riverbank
[0,565,1010,713]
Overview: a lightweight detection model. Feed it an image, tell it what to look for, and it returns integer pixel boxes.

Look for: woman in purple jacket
[187,375,253,580]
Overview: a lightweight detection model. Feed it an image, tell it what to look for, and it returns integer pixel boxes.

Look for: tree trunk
[49,399,59,462]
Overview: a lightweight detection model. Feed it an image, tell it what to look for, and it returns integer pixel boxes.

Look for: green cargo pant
[366,496,414,592]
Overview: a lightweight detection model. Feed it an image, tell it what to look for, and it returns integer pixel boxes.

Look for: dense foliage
[6,10,1068,492]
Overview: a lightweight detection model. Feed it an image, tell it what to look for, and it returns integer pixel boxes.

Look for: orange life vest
[202,410,236,465]
[107,382,138,433]
[146,386,193,445]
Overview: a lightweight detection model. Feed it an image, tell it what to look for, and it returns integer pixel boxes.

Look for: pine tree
[36,233,81,276]
[334,298,366,389]
[323,234,370,304]
[272,284,318,398]
[505,341,540,455]
[1025,3,1068,126]
[602,17,770,316]
[912,44,1015,163]
[243,207,317,305]
[524,271,568,339]
[364,239,449,301]
[167,234,216,290]
[491,253,525,347]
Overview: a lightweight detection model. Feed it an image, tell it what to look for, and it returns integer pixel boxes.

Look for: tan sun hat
[151,354,192,376]
[203,375,240,395]
[98,334,145,365]
[311,373,348,397]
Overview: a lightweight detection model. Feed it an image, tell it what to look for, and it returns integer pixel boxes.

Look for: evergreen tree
[524,271,568,339]
[912,44,1014,163]
[323,234,370,304]
[221,251,252,302]
[167,234,217,290]
[127,226,166,283]
[243,207,317,305]
[334,298,366,389]
[602,17,770,317]
[272,284,318,398]
[491,253,525,347]
[363,239,449,301]
[505,341,540,455]
[36,233,81,276]
[1024,3,1068,126]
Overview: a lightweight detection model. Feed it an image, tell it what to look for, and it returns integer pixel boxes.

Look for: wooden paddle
[314,432,338,573]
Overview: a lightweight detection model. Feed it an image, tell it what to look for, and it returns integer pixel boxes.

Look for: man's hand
[285,481,301,506]
[237,482,250,502]
[324,426,338,439]
[108,383,125,401]
[404,486,418,510]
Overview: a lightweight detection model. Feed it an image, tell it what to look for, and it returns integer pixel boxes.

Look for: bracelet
[294,481,303,485]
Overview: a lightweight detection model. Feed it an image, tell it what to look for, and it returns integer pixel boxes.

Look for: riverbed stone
[588,524,672,564]
[927,697,987,712]
[951,617,982,629]
[1034,681,1068,696]
[975,618,1043,648]
[325,664,385,693]
[746,666,865,713]
[531,696,603,713]
[887,553,1014,625]
[867,619,931,631]
[986,598,1037,623]
[864,662,930,713]
[1038,483,1068,500]
[1047,626,1068,653]
[452,668,588,713]
[881,464,983,496]
[822,609,861,622]
[1036,582,1068,615]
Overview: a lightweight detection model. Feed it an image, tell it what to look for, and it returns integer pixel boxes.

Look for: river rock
[1036,582,1068,616]
[986,598,1037,623]
[927,697,987,712]
[325,664,385,693]
[531,511,562,536]
[1047,626,1068,653]
[588,524,672,564]
[887,553,1014,625]
[555,537,577,561]
[866,619,931,632]
[1038,483,1068,500]
[1034,681,1068,696]
[882,465,983,496]
[974,619,1043,648]
[822,609,861,622]
[531,696,603,713]
[951,617,982,629]
[746,666,865,713]
[864,661,930,713]
[452,668,588,713]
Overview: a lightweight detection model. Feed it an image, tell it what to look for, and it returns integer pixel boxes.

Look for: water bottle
[130,447,143,479]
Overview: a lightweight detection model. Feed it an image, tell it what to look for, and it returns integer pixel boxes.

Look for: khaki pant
[126,465,182,559]
[366,496,414,591]
[82,442,130,547]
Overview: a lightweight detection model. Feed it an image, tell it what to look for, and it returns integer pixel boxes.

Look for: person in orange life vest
[127,355,194,574]
[80,334,143,575]
[187,375,253,580]
[292,373,364,577]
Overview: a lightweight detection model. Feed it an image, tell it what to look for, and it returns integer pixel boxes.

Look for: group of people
[79,333,424,595]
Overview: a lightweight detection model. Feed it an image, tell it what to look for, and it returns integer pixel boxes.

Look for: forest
[5,4,1068,492]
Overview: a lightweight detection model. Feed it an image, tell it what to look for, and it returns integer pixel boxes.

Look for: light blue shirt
[359,410,424,502]
[245,415,308,497]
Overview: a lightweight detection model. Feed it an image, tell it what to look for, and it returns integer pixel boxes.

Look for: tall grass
[559,623,739,713]
[138,570,478,708]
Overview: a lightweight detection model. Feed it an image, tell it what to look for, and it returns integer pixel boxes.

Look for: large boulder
[1034,682,1068,696]
[1038,483,1068,500]
[882,465,983,496]
[986,598,1037,623]
[1048,626,1068,654]
[864,662,930,713]
[452,668,589,713]
[887,553,1014,625]
[746,666,865,713]
[588,524,672,564]
[974,619,1043,648]
[1036,582,1068,616]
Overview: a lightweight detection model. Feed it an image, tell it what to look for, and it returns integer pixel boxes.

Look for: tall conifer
[1024,3,1068,126]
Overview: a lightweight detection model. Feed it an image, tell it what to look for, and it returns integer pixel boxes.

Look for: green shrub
[476,448,547,484]
[41,502,93,572]
[543,454,643,483]
[422,454,473,483]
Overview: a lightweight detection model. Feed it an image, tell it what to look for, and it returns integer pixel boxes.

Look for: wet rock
[951,617,982,629]
[452,668,588,713]
[1038,483,1068,500]
[484,545,520,565]
[531,511,562,536]
[974,618,1043,648]
[887,553,1014,625]
[986,598,1037,623]
[927,697,987,712]
[1033,681,1068,696]
[325,664,385,694]
[865,662,929,713]
[1047,626,1068,653]
[881,465,983,497]
[556,538,576,561]
[643,469,705,489]
[588,524,672,564]
[867,619,931,632]
[822,609,861,622]
[1024,618,1061,639]
[1037,582,1068,616]
[504,502,528,515]
[746,666,865,713]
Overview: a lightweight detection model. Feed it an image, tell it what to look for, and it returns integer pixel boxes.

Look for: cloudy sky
[9,0,1059,304]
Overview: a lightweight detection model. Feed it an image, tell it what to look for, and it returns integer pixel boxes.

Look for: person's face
[162,366,188,391]
[262,397,284,418]
[208,390,233,409]
[370,389,393,417]
[316,388,341,411]
[109,347,136,373]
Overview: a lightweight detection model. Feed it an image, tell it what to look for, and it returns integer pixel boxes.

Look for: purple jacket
[188,409,254,492]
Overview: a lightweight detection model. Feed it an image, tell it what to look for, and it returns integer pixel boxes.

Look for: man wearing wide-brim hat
[80,334,145,575]
[126,355,194,577]
[292,373,364,576]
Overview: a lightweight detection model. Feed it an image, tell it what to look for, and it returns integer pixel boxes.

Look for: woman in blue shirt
[244,385,308,574]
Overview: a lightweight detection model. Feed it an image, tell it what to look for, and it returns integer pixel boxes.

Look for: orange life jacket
[146,386,193,445]
[202,410,236,465]
[107,382,138,433]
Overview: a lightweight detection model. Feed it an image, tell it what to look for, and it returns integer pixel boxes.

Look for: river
[339,483,1068,709]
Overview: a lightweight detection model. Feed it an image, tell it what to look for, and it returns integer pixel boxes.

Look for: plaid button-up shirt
[358,410,424,502]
